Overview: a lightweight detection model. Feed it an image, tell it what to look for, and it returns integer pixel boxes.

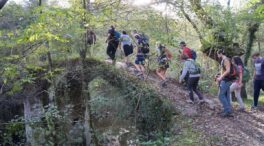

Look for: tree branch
[188,0,215,29]
[180,2,204,42]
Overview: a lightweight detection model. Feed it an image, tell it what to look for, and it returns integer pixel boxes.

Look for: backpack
[228,64,239,80]
[191,49,197,60]
[242,67,250,82]
[221,58,239,81]
[114,31,120,41]
[187,59,201,74]
[135,33,150,54]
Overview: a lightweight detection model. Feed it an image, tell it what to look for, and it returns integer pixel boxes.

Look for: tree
[0,0,8,9]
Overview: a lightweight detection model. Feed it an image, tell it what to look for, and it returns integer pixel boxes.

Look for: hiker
[179,41,192,59]
[156,43,172,87]
[230,56,245,111]
[179,41,194,84]
[251,52,264,110]
[215,49,234,117]
[120,31,133,65]
[131,30,150,58]
[106,26,120,63]
[134,43,145,79]
[179,54,204,104]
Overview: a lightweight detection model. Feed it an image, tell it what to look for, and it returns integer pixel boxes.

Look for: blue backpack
[114,31,120,41]
[191,49,197,60]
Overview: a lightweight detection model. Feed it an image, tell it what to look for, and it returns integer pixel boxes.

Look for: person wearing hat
[179,41,192,59]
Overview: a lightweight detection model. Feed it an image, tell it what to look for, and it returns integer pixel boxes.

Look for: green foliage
[0,117,25,145]
[84,59,173,137]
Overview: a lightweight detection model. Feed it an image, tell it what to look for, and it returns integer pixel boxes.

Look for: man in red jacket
[179,41,192,59]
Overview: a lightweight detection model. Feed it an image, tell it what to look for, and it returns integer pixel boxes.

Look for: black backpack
[136,33,149,54]
[191,49,197,60]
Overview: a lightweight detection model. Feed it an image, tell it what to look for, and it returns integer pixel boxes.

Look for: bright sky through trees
[9,0,246,8]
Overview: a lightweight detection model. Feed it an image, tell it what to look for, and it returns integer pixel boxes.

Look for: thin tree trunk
[0,0,8,9]
[258,39,261,52]
[24,95,34,145]
[244,23,260,66]
[241,23,260,99]
[81,1,99,145]
[24,92,45,145]
[227,0,231,7]
[241,82,248,99]
[180,2,204,42]
[188,0,214,29]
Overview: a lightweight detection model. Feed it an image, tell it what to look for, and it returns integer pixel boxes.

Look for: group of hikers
[105,26,264,118]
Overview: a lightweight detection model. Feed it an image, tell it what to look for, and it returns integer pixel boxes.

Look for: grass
[170,116,209,146]
[243,95,264,108]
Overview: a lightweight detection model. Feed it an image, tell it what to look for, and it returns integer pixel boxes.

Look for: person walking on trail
[120,31,133,66]
[131,30,150,58]
[179,41,193,84]
[179,41,192,59]
[216,49,234,117]
[156,42,172,87]
[134,45,145,79]
[106,26,120,64]
[251,52,264,110]
[179,54,204,104]
[230,56,245,112]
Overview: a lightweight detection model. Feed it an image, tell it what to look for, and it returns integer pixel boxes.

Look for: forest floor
[111,60,264,146]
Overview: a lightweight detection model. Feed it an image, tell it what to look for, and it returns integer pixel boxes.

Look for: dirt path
[157,78,264,146]
[112,61,264,146]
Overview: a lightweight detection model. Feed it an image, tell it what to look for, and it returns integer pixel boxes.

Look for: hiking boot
[219,112,234,118]
[186,99,194,104]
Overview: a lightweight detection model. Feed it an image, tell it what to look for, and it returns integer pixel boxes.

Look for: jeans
[187,77,203,101]
[253,79,264,106]
[219,80,232,113]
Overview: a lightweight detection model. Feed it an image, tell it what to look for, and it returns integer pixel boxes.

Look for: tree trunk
[0,0,8,10]
[241,82,248,99]
[180,2,204,42]
[24,92,45,145]
[188,0,214,28]
[83,90,100,146]
[244,23,260,66]
[241,23,260,99]
[185,0,244,61]
[84,101,92,146]
[227,0,231,7]
[24,95,34,145]
[258,39,261,52]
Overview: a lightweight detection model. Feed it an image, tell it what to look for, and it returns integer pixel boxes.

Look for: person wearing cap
[179,41,192,84]
[179,41,192,59]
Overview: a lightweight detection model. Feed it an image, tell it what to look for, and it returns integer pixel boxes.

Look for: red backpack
[221,58,239,81]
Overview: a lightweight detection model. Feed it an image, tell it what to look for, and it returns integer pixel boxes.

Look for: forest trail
[109,60,264,146]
